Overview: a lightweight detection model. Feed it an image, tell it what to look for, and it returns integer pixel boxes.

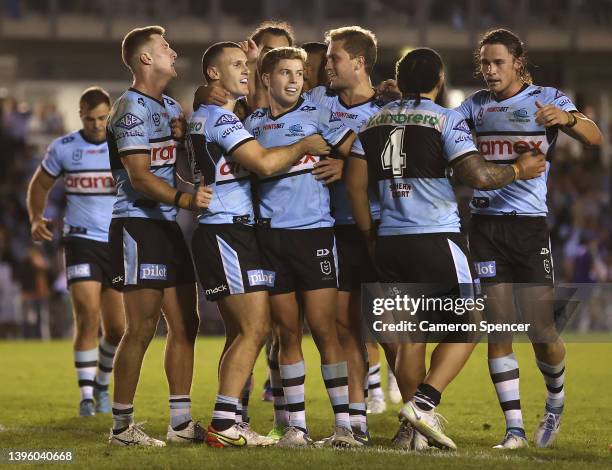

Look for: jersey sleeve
[207,110,255,155]
[441,109,478,163]
[109,98,150,157]
[549,88,578,113]
[454,97,475,129]
[302,86,327,105]
[40,139,63,178]
[317,105,353,148]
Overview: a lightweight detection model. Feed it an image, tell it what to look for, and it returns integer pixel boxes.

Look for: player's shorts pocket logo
[67,263,91,280]
[139,264,167,280]
[320,260,332,276]
[475,261,496,278]
[247,269,275,287]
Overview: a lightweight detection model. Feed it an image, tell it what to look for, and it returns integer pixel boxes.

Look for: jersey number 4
[381,127,406,176]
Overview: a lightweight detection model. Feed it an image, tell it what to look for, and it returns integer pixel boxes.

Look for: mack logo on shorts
[139,264,167,280]
[205,284,228,295]
[320,260,332,276]
[475,261,496,278]
[115,113,144,130]
[67,263,91,280]
[247,270,276,287]
[316,249,330,257]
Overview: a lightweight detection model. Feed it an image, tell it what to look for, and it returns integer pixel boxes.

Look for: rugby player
[106,26,212,446]
[456,28,602,449]
[302,26,395,441]
[243,47,357,447]
[347,47,546,450]
[186,42,331,447]
[27,87,125,417]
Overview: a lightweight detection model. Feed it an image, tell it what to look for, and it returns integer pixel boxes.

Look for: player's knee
[74,310,99,337]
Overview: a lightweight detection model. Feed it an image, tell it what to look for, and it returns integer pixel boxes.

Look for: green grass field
[1,338,611,469]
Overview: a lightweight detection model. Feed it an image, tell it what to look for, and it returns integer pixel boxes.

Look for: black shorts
[192,224,272,301]
[469,215,553,285]
[63,237,113,288]
[335,224,377,292]
[372,232,478,342]
[256,227,338,295]
[375,232,475,284]
[109,218,195,291]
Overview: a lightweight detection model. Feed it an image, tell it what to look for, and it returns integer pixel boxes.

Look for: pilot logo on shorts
[320,260,332,276]
[247,270,276,287]
[139,263,167,280]
[67,263,91,280]
[475,261,496,278]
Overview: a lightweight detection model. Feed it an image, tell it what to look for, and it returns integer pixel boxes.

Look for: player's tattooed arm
[451,151,547,190]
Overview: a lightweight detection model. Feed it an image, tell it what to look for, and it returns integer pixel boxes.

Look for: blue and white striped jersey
[107,88,182,220]
[455,84,577,216]
[188,105,255,225]
[352,98,478,235]
[243,96,353,229]
[41,130,115,242]
[303,86,382,225]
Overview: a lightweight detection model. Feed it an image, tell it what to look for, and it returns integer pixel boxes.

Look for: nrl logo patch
[115,113,144,130]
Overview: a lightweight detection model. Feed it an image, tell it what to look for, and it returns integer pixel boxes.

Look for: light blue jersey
[456,84,577,215]
[303,86,382,224]
[352,98,478,235]
[243,97,353,229]
[188,105,255,225]
[41,130,115,242]
[107,88,182,220]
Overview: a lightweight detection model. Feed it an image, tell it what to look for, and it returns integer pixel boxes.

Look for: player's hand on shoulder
[376,79,401,101]
[193,84,230,111]
[515,151,546,180]
[31,217,53,242]
[313,158,344,185]
[171,113,187,140]
[535,100,572,128]
[239,39,259,64]
[302,134,331,156]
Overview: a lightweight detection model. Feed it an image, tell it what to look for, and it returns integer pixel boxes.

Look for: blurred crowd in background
[0,91,610,339]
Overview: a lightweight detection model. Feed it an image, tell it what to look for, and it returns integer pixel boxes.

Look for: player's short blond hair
[260,47,307,76]
[325,26,377,74]
[121,25,165,71]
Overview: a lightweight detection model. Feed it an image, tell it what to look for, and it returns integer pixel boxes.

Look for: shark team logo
[115,113,144,130]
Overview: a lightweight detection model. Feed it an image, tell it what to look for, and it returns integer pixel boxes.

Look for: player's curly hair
[474,28,532,84]
[396,48,443,106]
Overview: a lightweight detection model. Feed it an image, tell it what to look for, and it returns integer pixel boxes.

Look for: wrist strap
[511,163,520,181]
[174,190,183,207]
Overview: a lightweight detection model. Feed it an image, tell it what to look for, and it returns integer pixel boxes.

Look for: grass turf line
[0,339,610,469]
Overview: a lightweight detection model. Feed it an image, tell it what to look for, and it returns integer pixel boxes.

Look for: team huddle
[26,20,602,451]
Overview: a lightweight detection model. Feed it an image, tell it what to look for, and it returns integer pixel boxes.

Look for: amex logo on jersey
[477,135,546,159]
[216,157,250,182]
[150,139,177,167]
[64,171,116,194]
